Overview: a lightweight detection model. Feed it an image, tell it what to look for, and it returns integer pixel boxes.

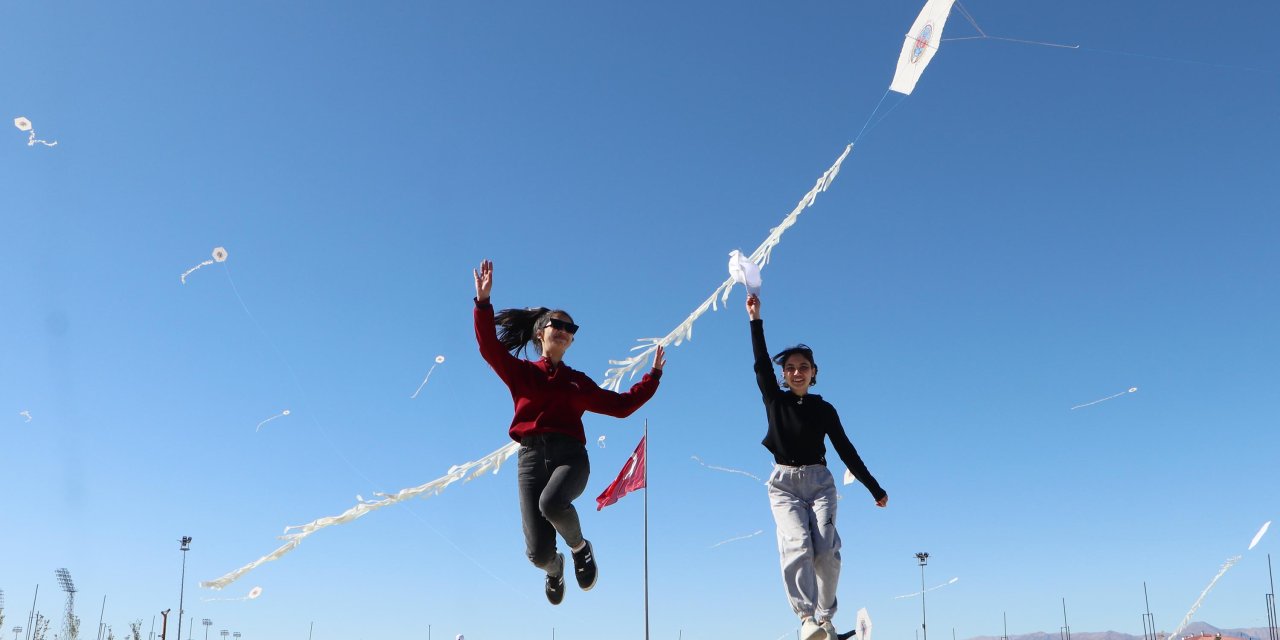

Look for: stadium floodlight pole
[219,630,228,640]
[1267,554,1277,640]
[176,538,192,640]
[25,585,38,640]
[916,553,930,640]
[14,627,23,640]
[1143,582,1157,640]
[1002,612,1009,640]
[201,620,211,640]
[55,569,77,640]
[97,595,108,640]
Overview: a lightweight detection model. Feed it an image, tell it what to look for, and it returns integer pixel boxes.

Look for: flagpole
[644,418,650,640]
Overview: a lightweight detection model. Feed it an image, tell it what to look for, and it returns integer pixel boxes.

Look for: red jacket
[474,299,662,444]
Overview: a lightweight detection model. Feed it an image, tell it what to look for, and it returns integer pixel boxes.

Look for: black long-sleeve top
[751,318,886,501]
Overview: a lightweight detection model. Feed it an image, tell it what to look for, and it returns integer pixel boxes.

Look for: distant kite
[710,530,764,549]
[13,116,57,147]
[411,355,447,399]
[181,247,228,284]
[19,410,32,422]
[255,410,291,432]
[691,455,763,484]
[1249,521,1271,551]
[1071,387,1137,410]
[201,586,263,602]
[596,435,607,449]
[895,577,959,599]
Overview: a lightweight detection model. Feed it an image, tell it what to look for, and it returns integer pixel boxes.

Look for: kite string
[218,264,526,599]
[854,89,893,145]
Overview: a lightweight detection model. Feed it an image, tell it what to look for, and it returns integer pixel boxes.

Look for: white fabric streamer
[710,530,764,549]
[1167,556,1240,640]
[200,440,520,590]
[601,144,853,391]
[19,410,32,422]
[691,455,764,483]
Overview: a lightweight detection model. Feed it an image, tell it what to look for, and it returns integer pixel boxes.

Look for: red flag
[595,435,646,510]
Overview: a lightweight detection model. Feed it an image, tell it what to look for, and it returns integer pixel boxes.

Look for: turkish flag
[595,435,646,510]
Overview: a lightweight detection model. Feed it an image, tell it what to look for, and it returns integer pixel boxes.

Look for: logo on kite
[911,23,934,63]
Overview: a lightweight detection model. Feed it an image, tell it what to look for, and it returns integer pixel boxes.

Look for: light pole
[232,632,240,640]
[201,620,211,640]
[1143,583,1156,640]
[1060,598,1072,640]
[219,630,228,640]
[916,553,930,640]
[176,537,192,640]
[14,627,24,640]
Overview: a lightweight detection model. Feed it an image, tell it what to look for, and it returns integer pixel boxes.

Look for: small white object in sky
[1249,521,1271,550]
[691,455,763,483]
[13,116,57,147]
[727,249,762,297]
[856,608,873,640]
[200,585,264,602]
[181,247,229,284]
[255,410,291,432]
[1071,386,1137,410]
[597,435,607,449]
[843,468,855,485]
[410,355,447,399]
[19,410,32,422]
[710,530,764,549]
[894,577,959,599]
[201,440,520,590]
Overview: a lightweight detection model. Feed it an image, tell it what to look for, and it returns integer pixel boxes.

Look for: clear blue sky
[3,1,1278,639]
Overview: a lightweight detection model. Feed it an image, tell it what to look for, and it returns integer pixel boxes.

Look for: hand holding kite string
[181,247,229,284]
[13,117,57,147]
[746,293,761,321]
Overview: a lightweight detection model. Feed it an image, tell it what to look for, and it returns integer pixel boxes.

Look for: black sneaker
[545,553,566,605]
[571,539,598,591]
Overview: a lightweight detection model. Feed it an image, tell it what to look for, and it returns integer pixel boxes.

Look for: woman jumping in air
[746,293,888,640]
[473,259,666,605]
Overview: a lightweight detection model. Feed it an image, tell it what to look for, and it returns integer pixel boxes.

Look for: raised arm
[472,260,524,386]
[748,294,779,399]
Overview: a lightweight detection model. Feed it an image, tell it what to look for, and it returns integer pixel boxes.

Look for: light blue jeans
[767,463,841,623]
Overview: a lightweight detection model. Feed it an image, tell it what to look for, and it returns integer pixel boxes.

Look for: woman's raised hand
[746,293,761,321]
[474,259,493,301]
[652,345,667,371]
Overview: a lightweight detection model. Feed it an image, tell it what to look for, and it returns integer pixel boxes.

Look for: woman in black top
[747,293,888,640]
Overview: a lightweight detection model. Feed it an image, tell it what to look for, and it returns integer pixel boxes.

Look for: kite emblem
[911,23,934,63]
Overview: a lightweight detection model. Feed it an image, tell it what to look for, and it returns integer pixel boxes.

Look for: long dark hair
[493,307,574,357]
[771,343,818,388]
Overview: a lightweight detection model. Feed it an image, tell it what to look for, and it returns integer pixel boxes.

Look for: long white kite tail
[1166,555,1241,640]
[200,440,520,590]
[600,144,853,391]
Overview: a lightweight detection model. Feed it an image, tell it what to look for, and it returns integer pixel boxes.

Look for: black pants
[517,434,590,573]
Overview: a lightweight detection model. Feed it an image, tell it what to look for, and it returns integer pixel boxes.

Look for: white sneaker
[801,618,826,640]
[819,620,839,640]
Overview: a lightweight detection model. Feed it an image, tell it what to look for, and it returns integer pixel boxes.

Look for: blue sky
[3,1,1278,639]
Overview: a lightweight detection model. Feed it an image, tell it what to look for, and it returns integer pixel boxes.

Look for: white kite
[1071,386,1137,410]
[692,455,764,484]
[19,410,32,422]
[710,529,764,549]
[728,250,762,297]
[200,586,263,603]
[1250,521,1271,551]
[856,608,873,640]
[890,0,956,95]
[410,355,446,399]
[181,247,229,284]
[596,435,607,448]
[201,440,520,590]
[255,410,291,432]
[13,116,57,147]
[895,577,960,599]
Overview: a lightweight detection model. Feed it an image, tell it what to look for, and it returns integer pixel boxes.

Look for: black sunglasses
[546,318,579,335]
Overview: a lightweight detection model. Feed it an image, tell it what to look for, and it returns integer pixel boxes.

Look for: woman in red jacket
[472,259,666,605]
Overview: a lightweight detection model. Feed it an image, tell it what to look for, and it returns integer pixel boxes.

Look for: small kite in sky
[692,455,764,484]
[1071,387,1137,410]
[201,586,263,603]
[895,577,959,599]
[181,247,228,284]
[1249,520,1271,551]
[13,116,57,147]
[596,435,607,449]
[710,529,764,549]
[19,410,32,422]
[255,410,291,432]
[411,355,446,399]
